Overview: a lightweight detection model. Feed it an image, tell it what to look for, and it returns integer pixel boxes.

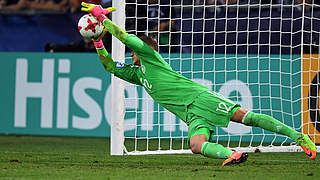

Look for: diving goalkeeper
[81,2,317,166]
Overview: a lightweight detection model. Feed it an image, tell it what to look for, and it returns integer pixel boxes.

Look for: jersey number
[140,78,152,91]
[216,102,232,114]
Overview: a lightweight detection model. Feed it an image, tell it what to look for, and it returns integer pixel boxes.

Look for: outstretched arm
[93,40,142,85]
[93,40,115,73]
[81,2,155,56]
[102,19,153,55]
[102,18,127,44]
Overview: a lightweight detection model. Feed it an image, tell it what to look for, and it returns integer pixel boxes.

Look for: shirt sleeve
[102,19,154,57]
[124,34,157,59]
[112,62,143,86]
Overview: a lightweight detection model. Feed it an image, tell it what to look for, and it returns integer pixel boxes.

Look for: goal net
[111,0,320,155]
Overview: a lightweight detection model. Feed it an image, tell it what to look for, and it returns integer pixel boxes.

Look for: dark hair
[139,35,159,52]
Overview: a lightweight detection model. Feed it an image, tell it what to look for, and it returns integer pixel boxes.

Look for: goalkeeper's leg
[190,132,232,158]
[232,108,317,160]
[189,126,248,166]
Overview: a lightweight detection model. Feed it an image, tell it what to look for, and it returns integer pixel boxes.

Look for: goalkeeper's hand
[81,2,116,22]
[81,2,116,42]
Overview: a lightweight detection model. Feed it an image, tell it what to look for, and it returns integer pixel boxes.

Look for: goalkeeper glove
[81,3,116,42]
[81,2,116,22]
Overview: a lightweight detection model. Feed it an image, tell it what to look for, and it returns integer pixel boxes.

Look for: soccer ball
[78,14,104,39]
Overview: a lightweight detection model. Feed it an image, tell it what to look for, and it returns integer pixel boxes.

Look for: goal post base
[234,145,320,153]
[123,146,320,155]
[125,149,192,155]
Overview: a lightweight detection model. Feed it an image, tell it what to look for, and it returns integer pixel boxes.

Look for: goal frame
[110,1,320,155]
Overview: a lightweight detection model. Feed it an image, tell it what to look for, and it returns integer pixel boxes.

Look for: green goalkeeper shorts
[187,91,241,142]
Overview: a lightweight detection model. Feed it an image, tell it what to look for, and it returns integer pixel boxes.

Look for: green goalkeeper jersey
[110,34,210,123]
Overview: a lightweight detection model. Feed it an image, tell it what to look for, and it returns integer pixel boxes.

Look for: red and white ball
[78,14,104,39]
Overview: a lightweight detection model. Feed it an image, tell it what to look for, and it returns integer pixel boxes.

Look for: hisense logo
[13,58,188,133]
[13,58,252,135]
[14,58,103,130]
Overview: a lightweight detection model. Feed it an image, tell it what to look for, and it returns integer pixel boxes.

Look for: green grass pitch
[0,135,319,180]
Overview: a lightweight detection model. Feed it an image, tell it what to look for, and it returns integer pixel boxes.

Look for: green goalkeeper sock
[243,112,301,141]
[201,142,233,159]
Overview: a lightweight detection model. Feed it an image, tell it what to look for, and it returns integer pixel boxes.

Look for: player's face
[131,51,141,66]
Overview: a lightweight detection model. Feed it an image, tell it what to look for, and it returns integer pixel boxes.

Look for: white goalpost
[111,0,320,155]
[110,0,126,155]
